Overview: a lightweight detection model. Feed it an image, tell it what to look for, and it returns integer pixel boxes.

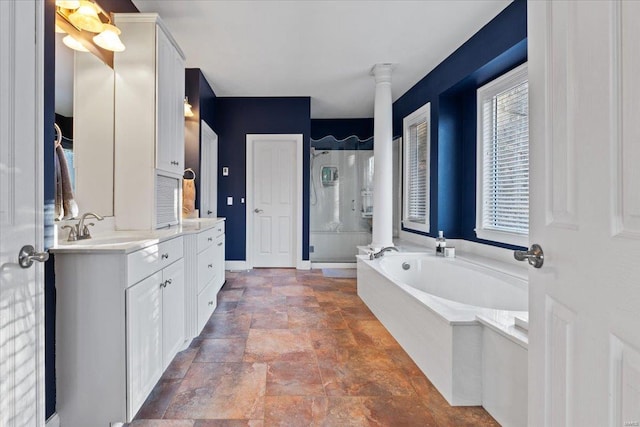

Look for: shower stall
[310,135,374,263]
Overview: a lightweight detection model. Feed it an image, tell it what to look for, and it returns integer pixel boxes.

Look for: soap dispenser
[435,231,446,256]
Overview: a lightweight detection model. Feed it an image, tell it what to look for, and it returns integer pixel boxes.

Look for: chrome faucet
[62,212,104,241]
[369,246,399,260]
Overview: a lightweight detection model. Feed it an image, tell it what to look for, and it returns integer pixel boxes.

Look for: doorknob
[18,245,50,269]
[254,208,263,213]
[514,244,544,268]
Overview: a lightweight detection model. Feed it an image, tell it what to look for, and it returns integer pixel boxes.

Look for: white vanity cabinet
[113,13,186,230]
[184,220,226,338]
[53,236,186,426]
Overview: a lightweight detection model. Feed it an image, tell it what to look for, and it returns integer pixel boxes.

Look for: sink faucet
[369,246,399,260]
[72,212,104,240]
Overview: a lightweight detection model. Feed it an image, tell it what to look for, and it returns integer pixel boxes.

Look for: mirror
[55,32,115,218]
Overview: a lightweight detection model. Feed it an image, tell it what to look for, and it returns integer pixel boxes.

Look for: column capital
[370,63,394,83]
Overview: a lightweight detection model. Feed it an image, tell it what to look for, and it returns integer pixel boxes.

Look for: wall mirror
[55,32,115,218]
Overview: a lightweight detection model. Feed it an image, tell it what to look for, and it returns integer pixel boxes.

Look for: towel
[182,168,196,218]
[54,123,79,219]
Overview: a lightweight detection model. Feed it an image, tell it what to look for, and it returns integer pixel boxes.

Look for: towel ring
[54,123,62,149]
[184,168,196,180]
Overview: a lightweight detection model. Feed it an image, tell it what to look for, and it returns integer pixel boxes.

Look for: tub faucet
[76,212,104,240]
[370,246,399,260]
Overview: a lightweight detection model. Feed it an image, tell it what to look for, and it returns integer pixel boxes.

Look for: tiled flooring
[131,268,499,427]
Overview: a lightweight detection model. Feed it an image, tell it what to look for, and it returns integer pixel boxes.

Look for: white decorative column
[370,63,394,250]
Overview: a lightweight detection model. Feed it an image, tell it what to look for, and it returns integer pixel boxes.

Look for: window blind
[407,120,428,224]
[481,79,529,235]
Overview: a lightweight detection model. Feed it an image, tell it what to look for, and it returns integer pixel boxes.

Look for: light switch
[227,196,233,205]
[222,167,229,176]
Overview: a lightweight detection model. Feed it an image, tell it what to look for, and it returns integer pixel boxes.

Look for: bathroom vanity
[51,218,225,426]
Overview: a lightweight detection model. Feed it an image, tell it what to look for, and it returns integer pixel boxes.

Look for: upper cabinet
[156,28,185,175]
[113,13,185,230]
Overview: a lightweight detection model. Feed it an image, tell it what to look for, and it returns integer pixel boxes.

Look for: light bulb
[56,0,81,9]
[93,24,125,52]
[62,35,89,52]
[68,1,103,33]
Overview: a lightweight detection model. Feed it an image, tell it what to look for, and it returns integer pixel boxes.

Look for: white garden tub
[357,252,528,408]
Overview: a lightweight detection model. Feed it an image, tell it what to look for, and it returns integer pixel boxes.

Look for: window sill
[475,227,528,248]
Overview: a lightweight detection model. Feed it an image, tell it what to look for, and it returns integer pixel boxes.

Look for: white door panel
[528,2,640,426]
[0,1,45,425]
[249,136,298,268]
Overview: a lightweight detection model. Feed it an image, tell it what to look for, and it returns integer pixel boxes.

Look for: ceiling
[130,1,511,119]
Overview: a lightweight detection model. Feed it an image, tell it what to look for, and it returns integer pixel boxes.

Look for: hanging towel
[183,168,196,218]
[54,123,79,219]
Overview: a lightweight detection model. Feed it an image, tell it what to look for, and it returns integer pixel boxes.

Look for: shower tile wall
[310,149,373,262]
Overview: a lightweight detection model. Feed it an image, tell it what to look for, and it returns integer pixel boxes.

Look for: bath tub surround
[357,252,527,411]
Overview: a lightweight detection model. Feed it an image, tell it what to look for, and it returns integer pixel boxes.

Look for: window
[403,102,430,233]
[476,63,529,247]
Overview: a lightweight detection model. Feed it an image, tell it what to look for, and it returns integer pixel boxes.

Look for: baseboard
[225,261,248,270]
[297,260,311,270]
[46,414,60,427]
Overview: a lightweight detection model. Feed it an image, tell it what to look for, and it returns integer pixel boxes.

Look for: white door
[528,2,640,426]
[0,1,46,425]
[200,121,218,218]
[248,135,299,268]
[126,271,163,419]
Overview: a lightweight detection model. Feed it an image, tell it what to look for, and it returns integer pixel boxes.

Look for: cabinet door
[126,271,163,418]
[162,258,185,369]
[215,234,226,291]
[156,28,182,175]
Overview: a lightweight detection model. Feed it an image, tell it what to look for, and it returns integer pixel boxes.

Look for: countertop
[50,217,225,254]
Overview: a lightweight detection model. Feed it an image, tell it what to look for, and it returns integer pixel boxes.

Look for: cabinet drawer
[197,227,217,253]
[197,245,216,294]
[197,279,217,334]
[127,237,184,285]
[214,221,225,237]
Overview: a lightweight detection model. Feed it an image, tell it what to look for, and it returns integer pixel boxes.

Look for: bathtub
[357,252,528,408]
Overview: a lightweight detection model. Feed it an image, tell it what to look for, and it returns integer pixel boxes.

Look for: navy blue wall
[213,97,311,261]
[392,0,527,249]
[311,118,374,141]
[185,68,217,211]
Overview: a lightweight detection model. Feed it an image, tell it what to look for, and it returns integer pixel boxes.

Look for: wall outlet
[227,196,233,205]
[309,245,314,253]
[222,167,229,176]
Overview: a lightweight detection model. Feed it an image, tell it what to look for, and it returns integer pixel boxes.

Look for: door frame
[246,134,304,269]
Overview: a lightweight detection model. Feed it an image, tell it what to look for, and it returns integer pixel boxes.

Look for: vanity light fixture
[62,34,89,52]
[93,24,125,52]
[56,0,126,64]
[184,97,194,118]
[68,1,104,33]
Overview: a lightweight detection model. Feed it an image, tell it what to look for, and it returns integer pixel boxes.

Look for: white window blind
[476,63,529,246]
[407,121,428,223]
[403,102,430,233]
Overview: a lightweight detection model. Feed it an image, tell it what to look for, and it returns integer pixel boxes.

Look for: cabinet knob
[161,253,169,260]
[207,210,213,215]
[217,242,223,247]
[207,237,213,242]
[167,279,172,285]
[208,301,214,306]
[171,160,180,166]
[208,264,213,268]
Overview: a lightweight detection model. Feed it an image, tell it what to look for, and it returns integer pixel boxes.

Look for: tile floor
[131,268,499,427]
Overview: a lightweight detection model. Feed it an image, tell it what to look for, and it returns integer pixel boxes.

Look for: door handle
[18,245,50,269]
[514,244,544,268]
[254,208,263,213]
